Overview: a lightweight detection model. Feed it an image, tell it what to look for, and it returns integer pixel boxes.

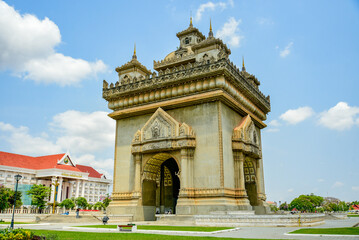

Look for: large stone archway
[130,108,196,220]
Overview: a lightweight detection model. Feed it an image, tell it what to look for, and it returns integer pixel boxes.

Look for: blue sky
[0,0,358,203]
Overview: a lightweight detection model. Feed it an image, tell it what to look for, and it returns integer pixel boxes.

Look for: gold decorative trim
[179,188,248,198]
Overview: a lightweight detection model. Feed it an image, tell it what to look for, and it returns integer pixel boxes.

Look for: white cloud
[0,0,107,85]
[23,54,107,86]
[287,188,294,192]
[280,106,314,124]
[332,181,344,188]
[266,128,279,133]
[0,110,115,157]
[0,122,62,155]
[51,110,115,154]
[195,1,231,21]
[317,179,325,183]
[216,17,243,47]
[318,102,359,131]
[352,186,359,191]
[280,42,293,58]
[269,120,281,127]
[74,154,114,179]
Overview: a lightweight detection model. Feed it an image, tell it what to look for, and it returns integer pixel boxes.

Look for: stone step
[41,214,102,223]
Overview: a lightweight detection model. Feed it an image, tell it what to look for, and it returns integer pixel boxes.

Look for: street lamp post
[10,174,22,229]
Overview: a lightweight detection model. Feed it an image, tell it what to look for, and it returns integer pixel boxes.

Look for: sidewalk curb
[63,226,240,235]
[285,233,359,238]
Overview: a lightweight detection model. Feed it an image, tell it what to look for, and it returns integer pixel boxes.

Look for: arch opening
[244,157,259,206]
[142,154,180,216]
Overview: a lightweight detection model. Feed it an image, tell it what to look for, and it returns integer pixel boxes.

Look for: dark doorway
[156,158,180,214]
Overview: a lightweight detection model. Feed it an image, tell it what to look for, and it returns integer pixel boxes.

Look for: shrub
[0,228,33,240]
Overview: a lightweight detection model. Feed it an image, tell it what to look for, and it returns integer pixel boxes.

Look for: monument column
[134,154,142,192]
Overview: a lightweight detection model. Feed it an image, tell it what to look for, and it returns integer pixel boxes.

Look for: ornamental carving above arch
[131,108,196,154]
[232,115,261,158]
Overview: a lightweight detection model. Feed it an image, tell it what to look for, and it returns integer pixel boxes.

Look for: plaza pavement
[1,217,358,240]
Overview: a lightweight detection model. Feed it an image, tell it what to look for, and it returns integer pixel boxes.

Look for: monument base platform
[155,213,325,227]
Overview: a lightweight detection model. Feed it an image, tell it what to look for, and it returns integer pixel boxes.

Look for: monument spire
[242,56,246,72]
[208,18,213,38]
[132,43,137,60]
[190,12,193,27]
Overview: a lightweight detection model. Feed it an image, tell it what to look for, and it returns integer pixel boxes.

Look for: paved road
[2,217,359,239]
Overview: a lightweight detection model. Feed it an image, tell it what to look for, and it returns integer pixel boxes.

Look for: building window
[7,174,11,178]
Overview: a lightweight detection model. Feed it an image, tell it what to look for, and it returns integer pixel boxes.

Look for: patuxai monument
[103,19,271,221]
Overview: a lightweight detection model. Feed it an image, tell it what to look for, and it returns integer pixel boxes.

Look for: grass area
[0,222,34,224]
[29,230,277,240]
[290,227,359,235]
[76,224,233,232]
[348,215,359,217]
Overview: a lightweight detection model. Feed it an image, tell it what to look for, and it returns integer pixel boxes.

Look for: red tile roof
[0,151,102,178]
[76,164,103,178]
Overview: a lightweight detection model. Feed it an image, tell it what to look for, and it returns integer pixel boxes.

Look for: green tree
[75,197,88,209]
[9,190,22,208]
[279,202,288,211]
[0,186,23,210]
[59,198,75,209]
[289,194,324,212]
[27,184,50,210]
[102,195,111,208]
[94,201,104,209]
[0,185,12,211]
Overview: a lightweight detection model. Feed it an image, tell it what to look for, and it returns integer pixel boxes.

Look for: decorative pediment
[57,153,75,167]
[141,108,180,141]
[132,108,196,153]
[232,115,261,158]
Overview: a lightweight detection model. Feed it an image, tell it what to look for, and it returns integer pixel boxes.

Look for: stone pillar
[238,152,246,191]
[134,154,142,192]
[256,159,262,195]
[75,180,80,198]
[50,177,57,203]
[180,149,188,189]
[69,181,73,199]
[256,158,265,200]
[3,171,6,184]
[81,180,85,197]
[180,148,194,189]
[57,177,63,202]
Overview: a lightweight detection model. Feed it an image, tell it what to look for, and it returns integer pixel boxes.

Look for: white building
[0,151,112,205]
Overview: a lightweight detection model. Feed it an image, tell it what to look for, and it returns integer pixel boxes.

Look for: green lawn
[29,230,278,240]
[76,225,233,232]
[348,215,359,217]
[290,227,359,235]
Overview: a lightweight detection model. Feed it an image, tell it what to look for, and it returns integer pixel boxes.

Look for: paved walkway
[2,217,358,239]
